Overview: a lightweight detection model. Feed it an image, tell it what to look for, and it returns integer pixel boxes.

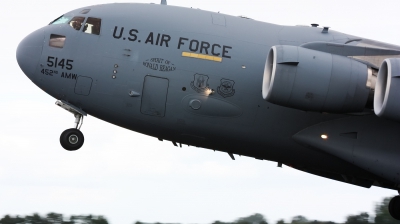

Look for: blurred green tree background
[1,197,399,224]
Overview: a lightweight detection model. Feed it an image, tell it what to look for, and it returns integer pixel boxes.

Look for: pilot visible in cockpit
[91,20,101,35]
[69,17,85,31]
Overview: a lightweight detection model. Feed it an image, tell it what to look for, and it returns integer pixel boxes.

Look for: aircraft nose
[16,29,44,82]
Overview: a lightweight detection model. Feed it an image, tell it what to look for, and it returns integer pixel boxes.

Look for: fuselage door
[140,76,169,117]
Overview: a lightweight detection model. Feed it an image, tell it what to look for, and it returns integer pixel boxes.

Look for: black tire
[60,128,84,151]
[389,196,400,220]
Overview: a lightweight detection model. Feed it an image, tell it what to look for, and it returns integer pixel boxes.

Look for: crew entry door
[141,76,169,117]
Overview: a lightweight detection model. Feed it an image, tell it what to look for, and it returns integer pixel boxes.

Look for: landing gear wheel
[389,196,400,220]
[60,128,84,151]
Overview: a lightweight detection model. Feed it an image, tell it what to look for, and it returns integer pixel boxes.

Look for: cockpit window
[69,16,85,31]
[80,9,91,14]
[83,17,101,35]
[49,15,71,25]
[49,34,66,48]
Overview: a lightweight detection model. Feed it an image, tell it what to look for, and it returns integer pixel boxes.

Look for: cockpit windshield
[83,17,101,35]
[49,15,102,35]
[69,16,85,31]
[49,15,71,25]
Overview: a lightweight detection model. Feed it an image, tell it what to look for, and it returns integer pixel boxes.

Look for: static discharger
[182,52,222,62]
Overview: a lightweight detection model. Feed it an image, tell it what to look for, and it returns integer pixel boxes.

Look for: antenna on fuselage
[161,0,167,5]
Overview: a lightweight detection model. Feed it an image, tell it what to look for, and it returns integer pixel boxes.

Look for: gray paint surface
[16,2,400,191]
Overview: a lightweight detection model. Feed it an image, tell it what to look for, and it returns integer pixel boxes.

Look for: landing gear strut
[389,195,400,220]
[56,100,87,151]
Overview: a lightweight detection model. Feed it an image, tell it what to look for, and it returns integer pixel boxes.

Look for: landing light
[206,88,215,96]
[321,134,328,140]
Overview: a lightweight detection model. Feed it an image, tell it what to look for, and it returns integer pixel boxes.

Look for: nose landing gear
[389,195,400,220]
[56,100,87,151]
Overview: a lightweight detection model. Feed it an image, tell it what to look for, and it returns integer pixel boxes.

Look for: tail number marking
[47,56,74,70]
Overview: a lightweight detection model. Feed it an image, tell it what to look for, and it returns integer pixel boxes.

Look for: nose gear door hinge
[56,100,87,117]
[55,100,87,129]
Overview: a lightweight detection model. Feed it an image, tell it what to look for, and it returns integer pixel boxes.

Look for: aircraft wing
[300,41,400,57]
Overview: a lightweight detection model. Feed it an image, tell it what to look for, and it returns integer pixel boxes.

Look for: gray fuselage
[17,3,400,190]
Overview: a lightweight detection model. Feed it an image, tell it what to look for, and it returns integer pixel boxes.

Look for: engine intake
[262,45,371,113]
[374,58,400,121]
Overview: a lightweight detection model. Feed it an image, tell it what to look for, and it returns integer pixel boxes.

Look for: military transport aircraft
[16,0,400,219]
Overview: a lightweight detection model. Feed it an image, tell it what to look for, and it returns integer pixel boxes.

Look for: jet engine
[374,58,400,121]
[262,45,373,113]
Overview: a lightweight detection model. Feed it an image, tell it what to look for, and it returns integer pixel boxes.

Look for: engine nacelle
[262,45,371,113]
[374,58,400,121]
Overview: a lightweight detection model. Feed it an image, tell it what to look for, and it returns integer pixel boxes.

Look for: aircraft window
[49,34,66,48]
[50,15,71,25]
[80,9,91,14]
[69,16,85,31]
[83,17,101,35]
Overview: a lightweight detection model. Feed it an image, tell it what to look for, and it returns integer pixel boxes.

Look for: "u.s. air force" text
[112,26,232,59]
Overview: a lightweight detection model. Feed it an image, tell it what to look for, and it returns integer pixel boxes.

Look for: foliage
[0,213,108,224]
[292,216,309,224]
[235,213,268,224]
[270,196,400,224]
[0,215,25,224]
[374,197,400,224]
[1,197,400,224]
[275,216,337,224]
[345,212,370,224]
[212,213,268,224]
